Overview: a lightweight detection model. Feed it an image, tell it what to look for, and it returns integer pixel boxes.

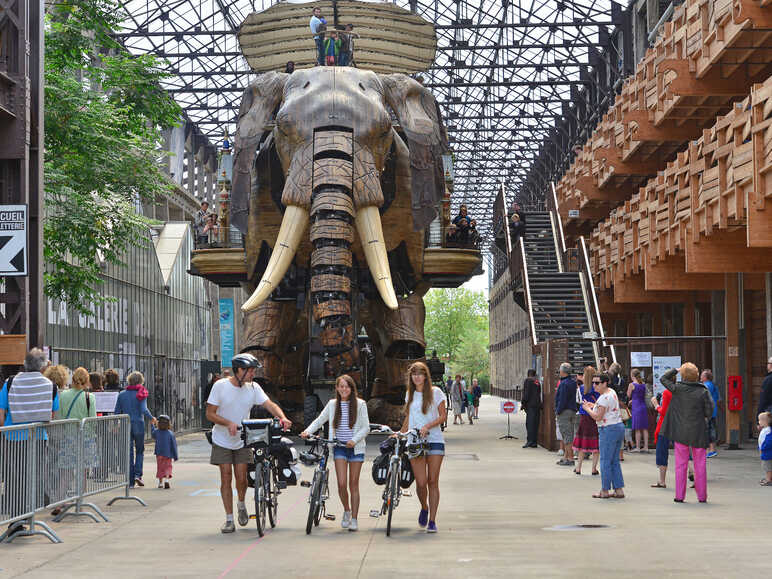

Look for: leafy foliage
[44,0,181,312]
[455,324,490,381]
[423,288,488,367]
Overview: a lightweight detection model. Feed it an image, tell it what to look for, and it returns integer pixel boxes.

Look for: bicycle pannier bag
[399,454,415,488]
[371,453,389,485]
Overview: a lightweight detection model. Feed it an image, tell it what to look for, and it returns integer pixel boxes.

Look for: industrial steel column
[0,0,44,352]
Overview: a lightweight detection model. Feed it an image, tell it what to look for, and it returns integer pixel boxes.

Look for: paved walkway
[3,396,771,577]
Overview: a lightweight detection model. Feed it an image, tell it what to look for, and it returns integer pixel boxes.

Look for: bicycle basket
[399,454,415,488]
[371,453,389,485]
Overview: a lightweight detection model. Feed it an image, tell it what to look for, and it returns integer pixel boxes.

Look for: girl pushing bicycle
[400,362,448,533]
[301,374,370,532]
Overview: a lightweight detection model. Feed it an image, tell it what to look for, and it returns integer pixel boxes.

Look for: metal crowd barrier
[0,414,146,544]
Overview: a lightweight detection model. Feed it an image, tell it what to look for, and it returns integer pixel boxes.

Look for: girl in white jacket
[301,374,369,531]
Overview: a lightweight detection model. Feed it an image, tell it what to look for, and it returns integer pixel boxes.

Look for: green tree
[423,288,488,363]
[455,324,490,381]
[44,0,181,312]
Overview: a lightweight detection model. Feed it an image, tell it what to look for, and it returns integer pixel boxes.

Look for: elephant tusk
[355,206,398,310]
[242,205,309,312]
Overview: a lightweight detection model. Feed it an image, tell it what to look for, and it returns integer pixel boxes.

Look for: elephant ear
[231,72,287,234]
[380,74,449,231]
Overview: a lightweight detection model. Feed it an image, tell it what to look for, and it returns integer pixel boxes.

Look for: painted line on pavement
[219,493,308,578]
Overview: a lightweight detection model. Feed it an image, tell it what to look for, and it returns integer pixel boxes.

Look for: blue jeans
[129,430,145,484]
[314,37,324,66]
[338,51,350,66]
[656,434,670,467]
[598,422,625,491]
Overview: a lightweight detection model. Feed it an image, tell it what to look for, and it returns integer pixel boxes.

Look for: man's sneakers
[221,519,236,533]
[341,511,352,529]
[237,504,249,527]
[427,521,438,533]
[707,451,718,458]
[418,508,429,528]
[134,477,144,487]
[348,518,358,532]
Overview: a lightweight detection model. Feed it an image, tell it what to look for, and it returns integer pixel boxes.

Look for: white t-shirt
[595,389,622,427]
[406,386,446,444]
[207,378,269,449]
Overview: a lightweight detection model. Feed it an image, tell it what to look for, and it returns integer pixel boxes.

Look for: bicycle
[241,418,284,537]
[373,426,427,536]
[299,435,346,534]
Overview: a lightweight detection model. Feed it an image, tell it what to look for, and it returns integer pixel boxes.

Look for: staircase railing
[548,183,567,272]
[579,235,617,365]
[517,237,538,348]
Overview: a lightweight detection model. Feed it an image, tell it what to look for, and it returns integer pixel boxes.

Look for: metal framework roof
[117,0,627,244]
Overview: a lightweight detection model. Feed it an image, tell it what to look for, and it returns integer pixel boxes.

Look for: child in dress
[152,414,178,489]
[758,412,772,486]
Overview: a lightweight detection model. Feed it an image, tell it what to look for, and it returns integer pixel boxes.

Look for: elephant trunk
[311,186,359,377]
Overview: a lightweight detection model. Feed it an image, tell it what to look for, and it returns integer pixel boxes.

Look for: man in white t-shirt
[206,353,292,534]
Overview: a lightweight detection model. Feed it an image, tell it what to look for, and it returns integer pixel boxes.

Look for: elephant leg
[365,291,427,427]
[310,186,360,381]
[242,299,297,393]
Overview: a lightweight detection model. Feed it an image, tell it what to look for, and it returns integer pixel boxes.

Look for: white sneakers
[341,511,352,529]
[348,518,358,532]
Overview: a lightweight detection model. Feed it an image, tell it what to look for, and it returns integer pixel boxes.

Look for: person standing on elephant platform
[400,362,447,534]
[521,369,541,448]
[324,30,342,66]
[338,24,358,67]
[309,7,327,66]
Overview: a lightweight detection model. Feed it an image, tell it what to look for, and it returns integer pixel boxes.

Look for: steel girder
[116,0,627,244]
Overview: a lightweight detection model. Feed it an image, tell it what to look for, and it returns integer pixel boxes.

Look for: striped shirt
[6,372,55,423]
[335,401,353,442]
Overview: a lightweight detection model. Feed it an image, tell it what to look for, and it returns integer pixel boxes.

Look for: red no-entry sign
[501,400,516,414]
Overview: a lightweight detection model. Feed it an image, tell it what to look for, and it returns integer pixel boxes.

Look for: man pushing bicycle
[206,353,292,534]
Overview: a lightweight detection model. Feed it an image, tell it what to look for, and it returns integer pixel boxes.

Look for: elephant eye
[303,81,310,89]
[359,82,366,92]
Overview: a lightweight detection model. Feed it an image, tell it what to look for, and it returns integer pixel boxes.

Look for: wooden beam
[686,229,772,273]
[645,256,725,291]
[613,270,713,303]
[747,205,772,248]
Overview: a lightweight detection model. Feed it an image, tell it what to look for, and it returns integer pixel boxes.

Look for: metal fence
[0,414,145,544]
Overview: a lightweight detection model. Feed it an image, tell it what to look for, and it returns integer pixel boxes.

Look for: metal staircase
[521,212,596,371]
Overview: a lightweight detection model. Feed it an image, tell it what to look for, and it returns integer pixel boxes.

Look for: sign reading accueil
[0,205,27,276]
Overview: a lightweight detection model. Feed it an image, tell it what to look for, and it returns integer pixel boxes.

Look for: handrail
[519,237,538,348]
[579,235,617,364]
[550,182,567,258]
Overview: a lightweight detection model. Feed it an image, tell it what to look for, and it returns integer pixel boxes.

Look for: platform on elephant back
[238,0,437,74]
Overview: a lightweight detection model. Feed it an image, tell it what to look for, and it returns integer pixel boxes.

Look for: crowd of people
[445,374,482,424]
[446,204,481,247]
[310,8,358,67]
[520,356,772,501]
[0,348,179,502]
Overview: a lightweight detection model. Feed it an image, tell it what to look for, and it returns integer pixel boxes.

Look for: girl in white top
[301,374,369,531]
[399,361,448,533]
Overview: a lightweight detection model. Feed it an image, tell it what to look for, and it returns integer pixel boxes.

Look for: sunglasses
[591,380,601,384]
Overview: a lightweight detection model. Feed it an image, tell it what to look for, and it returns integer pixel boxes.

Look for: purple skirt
[631,400,649,430]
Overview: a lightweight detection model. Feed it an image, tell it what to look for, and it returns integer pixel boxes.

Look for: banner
[219,298,235,367]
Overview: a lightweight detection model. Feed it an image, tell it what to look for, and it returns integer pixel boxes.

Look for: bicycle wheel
[305,473,321,535]
[385,468,398,537]
[254,466,266,537]
[267,464,278,528]
[314,472,327,527]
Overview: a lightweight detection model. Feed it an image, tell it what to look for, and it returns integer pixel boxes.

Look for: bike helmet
[231,352,262,370]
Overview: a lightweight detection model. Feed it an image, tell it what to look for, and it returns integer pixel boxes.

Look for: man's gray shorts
[210,443,253,465]
[762,459,772,475]
[557,410,578,444]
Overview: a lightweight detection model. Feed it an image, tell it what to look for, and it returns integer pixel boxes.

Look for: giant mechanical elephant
[230,66,448,427]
